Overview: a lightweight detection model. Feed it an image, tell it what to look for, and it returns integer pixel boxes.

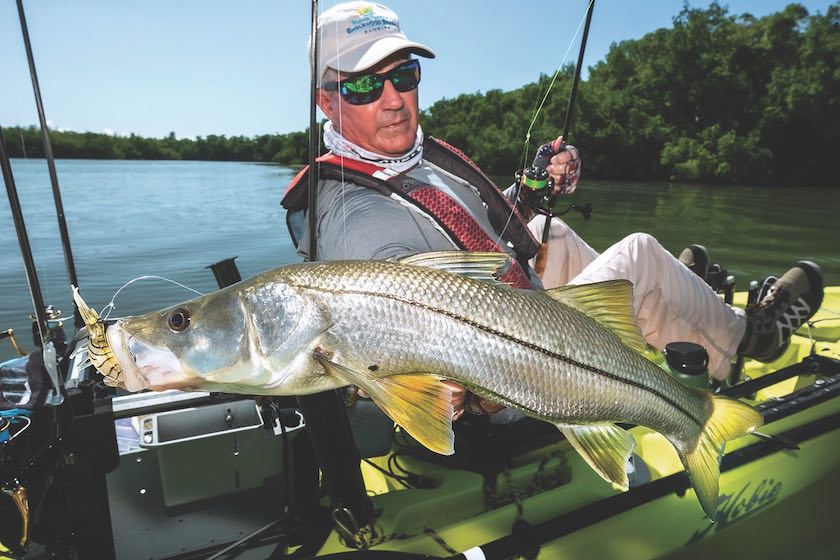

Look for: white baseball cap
[316,2,435,82]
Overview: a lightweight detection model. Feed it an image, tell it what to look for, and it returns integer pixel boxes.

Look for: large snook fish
[74,252,761,518]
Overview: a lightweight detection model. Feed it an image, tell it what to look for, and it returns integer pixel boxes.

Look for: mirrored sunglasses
[324,59,421,105]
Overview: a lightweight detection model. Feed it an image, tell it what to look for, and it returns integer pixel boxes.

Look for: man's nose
[378,79,405,109]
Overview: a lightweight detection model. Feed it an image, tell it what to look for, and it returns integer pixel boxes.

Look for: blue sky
[0,0,834,139]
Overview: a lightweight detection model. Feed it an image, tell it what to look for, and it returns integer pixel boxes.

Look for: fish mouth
[106,323,195,392]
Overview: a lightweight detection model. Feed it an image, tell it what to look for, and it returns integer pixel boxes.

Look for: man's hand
[357,379,502,421]
[443,380,467,421]
[544,136,581,196]
[443,380,504,419]
[356,381,468,420]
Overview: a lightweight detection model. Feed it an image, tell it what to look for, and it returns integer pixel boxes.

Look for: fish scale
[82,251,762,517]
[288,260,710,434]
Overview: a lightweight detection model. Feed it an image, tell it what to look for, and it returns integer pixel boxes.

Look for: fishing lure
[72,286,123,387]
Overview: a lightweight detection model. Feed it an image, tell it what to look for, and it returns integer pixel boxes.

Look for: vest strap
[281,138,539,261]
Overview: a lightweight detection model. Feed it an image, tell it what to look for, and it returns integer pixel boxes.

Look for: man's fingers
[441,380,467,420]
[546,144,580,195]
[548,145,578,166]
[442,380,466,403]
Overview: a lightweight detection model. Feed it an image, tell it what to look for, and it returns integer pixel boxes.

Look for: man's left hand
[443,380,467,421]
[545,136,581,195]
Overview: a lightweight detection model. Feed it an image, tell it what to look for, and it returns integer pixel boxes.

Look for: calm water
[1,159,838,363]
[1,159,298,362]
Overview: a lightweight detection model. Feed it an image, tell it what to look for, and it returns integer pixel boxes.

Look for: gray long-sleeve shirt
[288,158,542,287]
[296,160,499,260]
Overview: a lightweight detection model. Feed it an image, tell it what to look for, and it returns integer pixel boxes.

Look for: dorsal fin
[545,280,647,353]
[397,251,512,284]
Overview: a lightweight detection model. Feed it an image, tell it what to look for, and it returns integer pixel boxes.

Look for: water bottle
[663,341,710,390]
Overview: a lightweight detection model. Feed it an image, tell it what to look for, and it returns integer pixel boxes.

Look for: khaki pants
[528,215,746,380]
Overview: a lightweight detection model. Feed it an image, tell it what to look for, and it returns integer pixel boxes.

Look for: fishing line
[18,129,27,158]
[494,0,594,247]
[310,1,350,260]
[0,17,31,159]
[1,5,28,141]
[521,0,594,162]
[330,4,350,260]
[100,275,205,319]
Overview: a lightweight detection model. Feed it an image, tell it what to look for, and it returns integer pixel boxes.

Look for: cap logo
[346,4,399,35]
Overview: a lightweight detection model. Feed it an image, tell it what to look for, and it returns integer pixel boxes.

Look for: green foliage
[2,126,311,165]
[424,2,838,186]
[660,126,772,183]
[3,2,837,185]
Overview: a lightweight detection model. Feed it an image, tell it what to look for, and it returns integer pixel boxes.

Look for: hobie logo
[346,5,399,35]
[687,478,783,544]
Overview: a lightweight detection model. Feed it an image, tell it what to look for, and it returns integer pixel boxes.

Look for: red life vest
[281,137,538,289]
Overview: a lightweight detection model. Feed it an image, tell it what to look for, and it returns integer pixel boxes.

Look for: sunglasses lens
[338,60,421,105]
[341,75,384,104]
[391,61,421,92]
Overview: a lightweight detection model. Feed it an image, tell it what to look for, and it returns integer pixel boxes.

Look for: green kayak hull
[309,287,840,559]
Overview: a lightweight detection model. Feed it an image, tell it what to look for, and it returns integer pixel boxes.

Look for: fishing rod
[524,0,596,276]
[297,0,376,548]
[307,0,320,263]
[559,0,595,153]
[0,124,63,404]
[15,0,83,330]
[0,125,50,355]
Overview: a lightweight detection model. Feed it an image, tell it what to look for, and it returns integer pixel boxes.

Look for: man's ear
[316,89,336,122]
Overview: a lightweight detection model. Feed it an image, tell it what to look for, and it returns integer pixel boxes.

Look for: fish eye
[167,308,191,332]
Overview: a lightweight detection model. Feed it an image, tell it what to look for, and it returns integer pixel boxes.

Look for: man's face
[318,56,420,157]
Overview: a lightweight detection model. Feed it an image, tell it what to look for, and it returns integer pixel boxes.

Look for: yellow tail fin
[678,395,763,519]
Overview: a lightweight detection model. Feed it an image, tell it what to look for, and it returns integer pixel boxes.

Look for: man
[282,1,823,415]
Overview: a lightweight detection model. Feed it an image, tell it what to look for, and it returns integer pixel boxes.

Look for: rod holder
[205,257,242,289]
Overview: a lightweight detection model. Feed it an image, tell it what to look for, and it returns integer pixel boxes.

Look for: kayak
[2,283,838,559]
[302,287,840,559]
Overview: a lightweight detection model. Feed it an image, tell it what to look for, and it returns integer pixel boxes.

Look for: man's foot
[679,244,709,279]
[739,261,824,362]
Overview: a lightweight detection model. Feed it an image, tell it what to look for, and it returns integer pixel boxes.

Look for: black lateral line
[303,285,703,427]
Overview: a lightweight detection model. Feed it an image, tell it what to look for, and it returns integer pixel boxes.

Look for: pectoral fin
[312,353,455,455]
[557,423,636,491]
